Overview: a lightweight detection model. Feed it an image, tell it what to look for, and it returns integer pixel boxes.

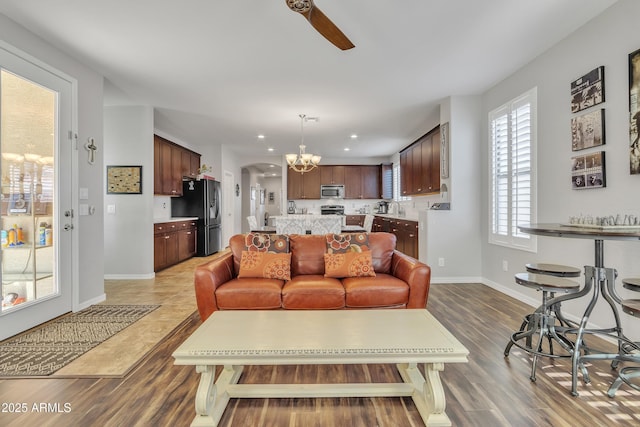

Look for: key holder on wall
[85,137,97,165]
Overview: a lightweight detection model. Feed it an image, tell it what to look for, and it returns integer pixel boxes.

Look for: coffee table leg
[397,362,450,427]
[192,365,244,427]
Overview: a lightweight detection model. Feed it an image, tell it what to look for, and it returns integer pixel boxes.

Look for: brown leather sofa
[194,232,431,321]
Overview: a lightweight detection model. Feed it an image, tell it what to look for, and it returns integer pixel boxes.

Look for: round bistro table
[518,223,640,395]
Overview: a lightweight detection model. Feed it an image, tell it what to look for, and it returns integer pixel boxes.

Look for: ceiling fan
[286,0,355,50]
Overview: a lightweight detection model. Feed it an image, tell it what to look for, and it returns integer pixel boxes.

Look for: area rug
[0,304,159,377]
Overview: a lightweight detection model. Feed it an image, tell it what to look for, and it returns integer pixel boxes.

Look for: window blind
[489,88,536,251]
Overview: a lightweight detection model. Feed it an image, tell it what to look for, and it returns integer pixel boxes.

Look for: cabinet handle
[164,235,170,239]
[186,231,192,235]
[409,234,415,238]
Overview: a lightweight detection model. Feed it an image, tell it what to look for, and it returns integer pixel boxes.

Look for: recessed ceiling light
[269,164,275,168]
[267,147,274,151]
[257,134,265,139]
[350,134,358,139]
[344,147,350,151]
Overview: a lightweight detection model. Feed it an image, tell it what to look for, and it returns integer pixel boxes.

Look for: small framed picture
[571,66,605,113]
[571,109,605,151]
[571,151,605,190]
[107,165,142,194]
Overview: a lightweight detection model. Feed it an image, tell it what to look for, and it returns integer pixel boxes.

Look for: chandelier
[286,114,321,173]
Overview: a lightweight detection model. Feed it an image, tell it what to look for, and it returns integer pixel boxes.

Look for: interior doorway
[241,163,283,233]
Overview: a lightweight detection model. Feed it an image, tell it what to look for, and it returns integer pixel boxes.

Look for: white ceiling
[0,0,617,166]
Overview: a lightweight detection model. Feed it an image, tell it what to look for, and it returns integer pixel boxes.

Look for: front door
[0,44,74,340]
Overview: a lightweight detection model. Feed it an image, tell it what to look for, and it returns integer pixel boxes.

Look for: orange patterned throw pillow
[326,233,370,254]
[324,251,376,278]
[238,251,291,280]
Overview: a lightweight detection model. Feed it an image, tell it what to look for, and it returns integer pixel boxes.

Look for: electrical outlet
[502,260,508,272]
[438,258,445,267]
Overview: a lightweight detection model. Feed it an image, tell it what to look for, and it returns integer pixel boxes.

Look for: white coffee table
[173,309,468,427]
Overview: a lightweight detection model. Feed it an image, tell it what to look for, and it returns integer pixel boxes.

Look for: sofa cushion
[324,251,376,278]
[325,233,370,253]
[368,232,395,274]
[289,234,328,276]
[342,273,409,308]
[238,251,291,280]
[215,278,283,310]
[282,275,345,309]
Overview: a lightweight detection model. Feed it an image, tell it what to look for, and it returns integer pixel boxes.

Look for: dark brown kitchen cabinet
[345,165,381,199]
[345,215,364,226]
[320,165,345,185]
[389,218,419,258]
[287,167,321,199]
[181,150,201,179]
[154,134,201,196]
[177,221,197,260]
[154,220,197,272]
[400,125,440,196]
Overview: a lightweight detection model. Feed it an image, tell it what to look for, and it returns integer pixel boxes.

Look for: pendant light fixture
[286,114,321,173]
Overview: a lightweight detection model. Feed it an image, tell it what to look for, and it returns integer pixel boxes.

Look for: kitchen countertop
[154,217,198,224]
[345,213,419,222]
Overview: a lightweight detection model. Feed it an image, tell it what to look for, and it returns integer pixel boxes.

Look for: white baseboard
[430,276,484,284]
[104,273,156,280]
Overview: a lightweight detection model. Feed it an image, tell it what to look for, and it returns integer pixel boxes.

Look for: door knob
[64,224,74,231]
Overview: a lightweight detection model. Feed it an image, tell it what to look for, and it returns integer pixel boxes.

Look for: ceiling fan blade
[286,0,355,50]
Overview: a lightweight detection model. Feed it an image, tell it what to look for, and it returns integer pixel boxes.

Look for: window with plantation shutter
[489,88,537,251]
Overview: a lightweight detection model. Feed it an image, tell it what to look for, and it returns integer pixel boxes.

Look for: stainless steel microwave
[320,184,345,199]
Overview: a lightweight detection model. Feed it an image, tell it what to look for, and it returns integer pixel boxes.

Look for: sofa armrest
[391,250,431,308]
[194,252,236,321]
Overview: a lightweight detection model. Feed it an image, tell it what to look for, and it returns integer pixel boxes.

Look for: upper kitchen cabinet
[287,167,321,199]
[154,135,201,196]
[181,149,201,180]
[400,125,441,196]
[345,165,381,199]
[320,165,345,185]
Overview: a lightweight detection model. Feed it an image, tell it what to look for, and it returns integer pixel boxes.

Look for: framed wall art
[106,165,142,194]
[571,151,605,190]
[629,48,640,174]
[571,109,605,151]
[571,66,605,113]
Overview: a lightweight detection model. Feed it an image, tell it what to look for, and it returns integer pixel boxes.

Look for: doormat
[0,304,159,377]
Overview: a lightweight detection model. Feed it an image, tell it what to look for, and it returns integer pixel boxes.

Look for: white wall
[481,0,640,338]
[0,13,105,307]
[104,106,155,278]
[423,96,483,282]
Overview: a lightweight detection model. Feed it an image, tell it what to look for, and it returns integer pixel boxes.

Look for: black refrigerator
[171,179,222,256]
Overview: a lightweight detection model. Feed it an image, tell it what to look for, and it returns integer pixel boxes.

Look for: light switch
[79,187,89,200]
[79,204,89,216]
[107,204,116,214]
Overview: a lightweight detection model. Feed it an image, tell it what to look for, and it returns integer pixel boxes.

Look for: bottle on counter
[45,225,52,246]
[39,222,47,246]
[7,225,16,247]
[15,224,24,245]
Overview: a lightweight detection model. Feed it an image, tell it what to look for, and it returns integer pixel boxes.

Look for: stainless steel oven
[320,185,344,199]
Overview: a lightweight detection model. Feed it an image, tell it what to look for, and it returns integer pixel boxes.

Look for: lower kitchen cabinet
[154,220,197,272]
[345,215,364,226]
[375,216,418,258]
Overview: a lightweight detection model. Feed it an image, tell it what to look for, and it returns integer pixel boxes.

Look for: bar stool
[525,263,581,328]
[607,278,640,397]
[505,272,580,381]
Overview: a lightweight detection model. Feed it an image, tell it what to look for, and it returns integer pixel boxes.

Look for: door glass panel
[1,69,56,312]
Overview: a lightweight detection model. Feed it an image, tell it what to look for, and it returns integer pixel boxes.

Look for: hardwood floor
[1,269,639,426]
